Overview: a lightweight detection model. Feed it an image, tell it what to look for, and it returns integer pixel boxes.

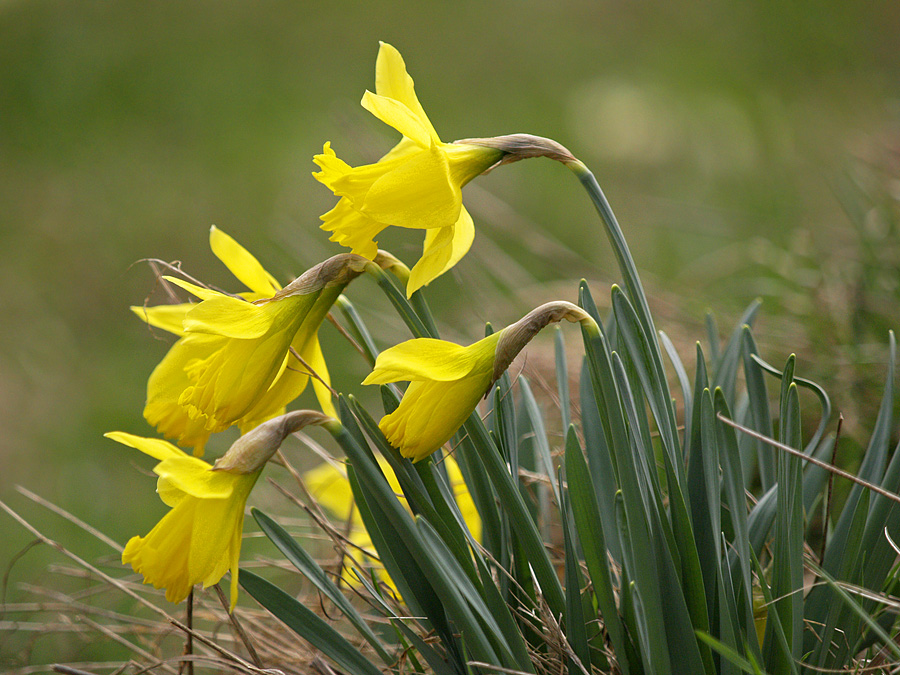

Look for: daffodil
[134,227,370,454]
[363,302,596,461]
[111,411,330,610]
[313,42,504,296]
[303,453,480,586]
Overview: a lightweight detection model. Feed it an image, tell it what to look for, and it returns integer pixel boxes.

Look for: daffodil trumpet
[111,410,331,610]
[363,301,596,461]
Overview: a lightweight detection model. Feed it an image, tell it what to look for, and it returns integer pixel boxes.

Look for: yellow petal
[183,296,276,339]
[380,374,491,462]
[105,431,184,462]
[144,333,220,454]
[209,226,281,296]
[374,42,440,144]
[303,333,336,418]
[363,333,500,385]
[131,303,193,336]
[407,206,475,296]
[154,456,236,499]
[319,198,385,259]
[312,142,354,191]
[360,144,460,230]
[303,460,355,520]
[163,276,223,302]
[122,503,196,604]
[361,90,433,149]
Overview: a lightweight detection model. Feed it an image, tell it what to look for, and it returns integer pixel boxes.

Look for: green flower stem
[383,260,442,338]
[568,159,682,463]
[365,263,432,339]
[566,159,655,341]
[334,295,379,366]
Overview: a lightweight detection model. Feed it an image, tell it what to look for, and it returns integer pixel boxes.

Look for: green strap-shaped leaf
[565,427,630,674]
[239,569,384,675]
[460,411,566,619]
[251,509,392,665]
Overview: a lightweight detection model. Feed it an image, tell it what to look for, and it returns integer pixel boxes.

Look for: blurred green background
[1,0,898,666]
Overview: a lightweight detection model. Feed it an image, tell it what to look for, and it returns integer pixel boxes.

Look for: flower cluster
[116,41,590,610]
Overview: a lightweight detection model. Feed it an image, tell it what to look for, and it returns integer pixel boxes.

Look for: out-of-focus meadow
[1,0,898,655]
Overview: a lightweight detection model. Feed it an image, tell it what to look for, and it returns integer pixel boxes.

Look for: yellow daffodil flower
[303,454,480,588]
[363,302,597,461]
[363,333,502,462]
[111,411,330,610]
[133,227,368,454]
[313,42,504,296]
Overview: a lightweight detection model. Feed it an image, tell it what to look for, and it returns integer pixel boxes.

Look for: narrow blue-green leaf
[688,344,719,621]
[454,431,503,562]
[251,509,391,664]
[696,632,773,675]
[333,420,503,667]
[741,327,775,490]
[578,357,622,562]
[415,517,519,671]
[768,373,804,669]
[565,423,629,674]
[560,436,594,673]
[461,412,566,619]
[555,326,571,432]
[470,544,535,672]
[747,485,777,561]
[611,285,683,488]
[240,569,384,675]
[699,389,722,563]
[490,373,518,469]
[660,329,693,450]
[349,393,470,563]
[713,391,757,658]
[712,299,761,405]
[659,432,714,674]
[749,352,832,457]
[347,559,461,675]
[823,331,895,578]
[808,489,870,667]
[578,279,603,325]
[750,549,798,675]
[519,377,559,506]
[570,166,657,348]
[409,286,440,338]
[810,559,900,664]
[338,395,373,461]
[346,463,446,641]
[610,353,690,675]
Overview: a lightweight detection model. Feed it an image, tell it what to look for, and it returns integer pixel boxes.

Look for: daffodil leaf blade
[251,508,392,665]
[239,569,384,675]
